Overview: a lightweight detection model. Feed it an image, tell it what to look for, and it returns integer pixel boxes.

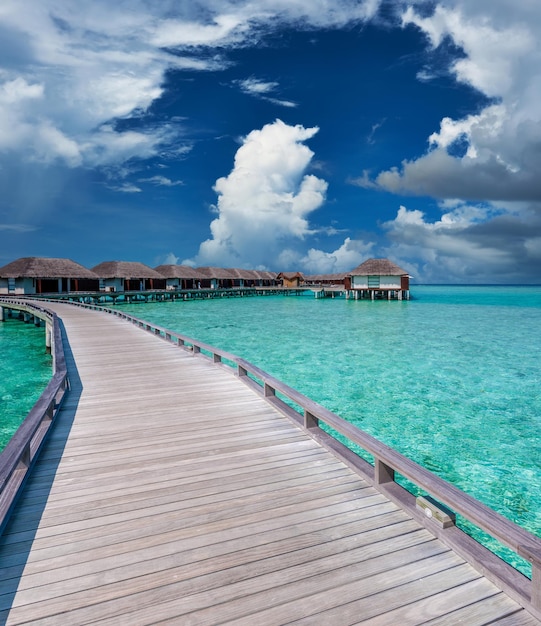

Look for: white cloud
[238,78,278,96]
[298,237,374,273]
[0,0,380,171]
[402,4,534,98]
[34,121,82,166]
[0,76,43,104]
[236,77,297,108]
[139,175,183,187]
[184,119,328,268]
[151,0,382,49]
[109,182,142,193]
[382,203,541,283]
[151,14,248,48]
[359,1,541,203]
[156,252,180,265]
[0,223,37,232]
[84,125,174,167]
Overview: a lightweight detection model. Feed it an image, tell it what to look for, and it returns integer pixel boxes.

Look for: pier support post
[0,306,3,322]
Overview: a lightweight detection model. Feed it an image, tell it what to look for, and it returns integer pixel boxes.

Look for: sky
[1,0,541,283]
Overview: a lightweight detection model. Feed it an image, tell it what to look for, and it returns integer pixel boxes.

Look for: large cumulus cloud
[381,202,541,283]
[356,1,541,203]
[184,119,329,268]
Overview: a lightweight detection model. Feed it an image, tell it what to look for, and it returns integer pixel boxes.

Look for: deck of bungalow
[0,300,540,624]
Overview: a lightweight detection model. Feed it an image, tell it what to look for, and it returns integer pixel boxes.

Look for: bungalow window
[367,275,380,288]
[8,278,15,293]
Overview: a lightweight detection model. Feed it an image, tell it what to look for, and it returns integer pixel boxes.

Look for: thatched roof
[349,258,409,276]
[0,257,98,279]
[305,273,347,282]
[195,267,237,279]
[91,261,163,279]
[154,265,199,279]
[227,268,258,280]
[277,272,304,280]
[256,270,278,280]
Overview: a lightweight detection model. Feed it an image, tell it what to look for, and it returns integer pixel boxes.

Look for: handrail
[6,298,541,617]
[0,299,69,534]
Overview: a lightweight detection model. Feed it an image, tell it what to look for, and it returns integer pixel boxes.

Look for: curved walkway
[0,303,538,624]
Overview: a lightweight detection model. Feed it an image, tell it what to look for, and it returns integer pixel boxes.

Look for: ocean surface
[120,284,541,574]
[0,315,52,450]
[1,284,540,574]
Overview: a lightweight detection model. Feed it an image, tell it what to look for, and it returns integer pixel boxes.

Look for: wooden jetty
[0,299,540,624]
[23,287,310,306]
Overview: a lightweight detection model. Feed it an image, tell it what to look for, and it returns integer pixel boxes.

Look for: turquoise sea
[1,285,540,574]
[0,316,52,449]
[119,284,541,574]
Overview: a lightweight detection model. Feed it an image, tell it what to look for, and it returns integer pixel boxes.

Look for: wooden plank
[0,302,537,625]
[219,560,478,626]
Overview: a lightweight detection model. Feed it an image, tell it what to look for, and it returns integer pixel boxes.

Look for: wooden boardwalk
[0,302,539,625]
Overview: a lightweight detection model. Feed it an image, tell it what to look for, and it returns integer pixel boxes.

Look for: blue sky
[1,0,540,283]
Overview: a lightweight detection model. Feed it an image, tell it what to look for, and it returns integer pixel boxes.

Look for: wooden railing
[2,298,541,618]
[0,299,69,534]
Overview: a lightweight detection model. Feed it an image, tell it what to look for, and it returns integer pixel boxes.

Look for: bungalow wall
[165,278,197,290]
[282,277,301,288]
[351,274,403,290]
[100,278,124,292]
[0,278,35,295]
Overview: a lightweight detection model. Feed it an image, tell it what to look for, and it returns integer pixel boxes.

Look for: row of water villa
[0,257,411,301]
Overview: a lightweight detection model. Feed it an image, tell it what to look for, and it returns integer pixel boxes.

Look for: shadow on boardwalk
[0,323,82,621]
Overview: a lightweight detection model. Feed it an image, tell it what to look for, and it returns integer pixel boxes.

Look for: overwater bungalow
[256,270,279,286]
[304,272,347,286]
[91,261,165,292]
[194,267,237,289]
[347,258,410,300]
[0,257,99,295]
[154,265,199,290]
[227,268,260,288]
[277,271,304,288]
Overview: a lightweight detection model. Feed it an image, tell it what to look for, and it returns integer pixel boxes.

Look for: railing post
[45,400,55,422]
[45,322,52,353]
[374,457,395,484]
[531,561,541,611]
[518,545,541,611]
[304,410,319,430]
[264,383,275,397]
[238,364,247,377]
[213,353,222,363]
[18,444,31,470]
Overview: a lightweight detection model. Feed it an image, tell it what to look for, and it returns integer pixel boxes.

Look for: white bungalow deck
[0,302,539,624]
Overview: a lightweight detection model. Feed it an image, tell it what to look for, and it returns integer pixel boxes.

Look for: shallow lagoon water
[0,317,52,450]
[121,285,541,573]
[1,285,540,574]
